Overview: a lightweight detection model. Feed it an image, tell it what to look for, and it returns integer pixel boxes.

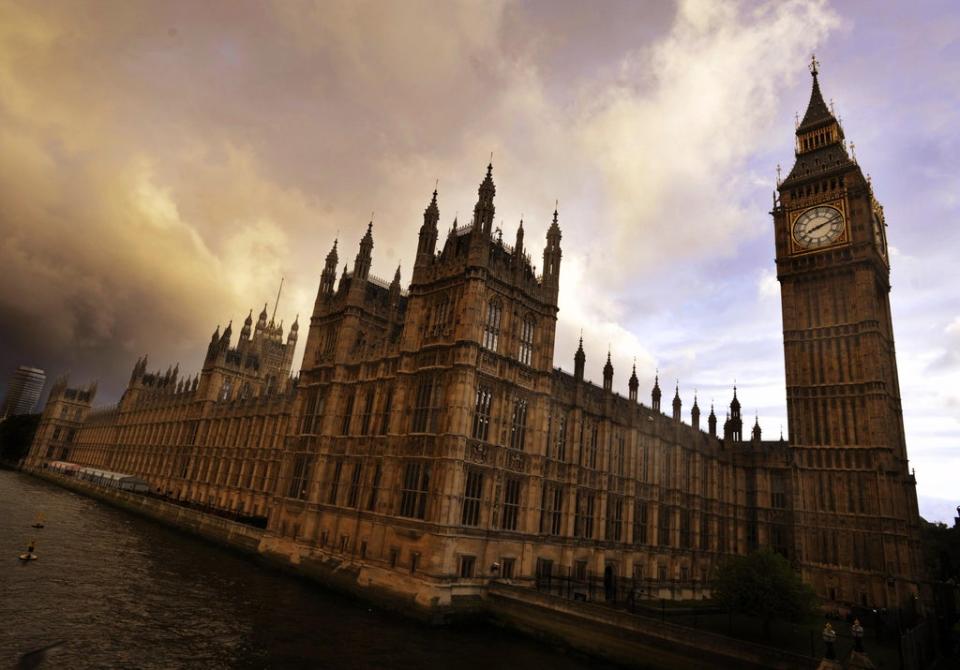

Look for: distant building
[1,366,46,419]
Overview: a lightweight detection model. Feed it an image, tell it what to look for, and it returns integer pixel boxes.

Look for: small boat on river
[31,512,46,529]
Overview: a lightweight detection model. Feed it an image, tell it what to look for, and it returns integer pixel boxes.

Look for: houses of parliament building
[27,63,924,614]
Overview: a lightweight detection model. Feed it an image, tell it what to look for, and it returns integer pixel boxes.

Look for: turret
[355,222,373,281]
[651,373,661,412]
[752,414,762,442]
[239,309,253,344]
[416,189,439,268]
[708,403,717,437]
[473,162,496,236]
[602,351,613,392]
[574,337,585,382]
[389,265,402,307]
[288,315,299,344]
[691,393,700,431]
[257,304,268,331]
[672,382,681,422]
[514,218,525,259]
[728,386,742,442]
[628,363,638,402]
[542,206,562,298]
[320,239,339,297]
[220,321,232,351]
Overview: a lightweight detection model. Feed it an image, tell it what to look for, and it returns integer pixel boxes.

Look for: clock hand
[809,215,841,234]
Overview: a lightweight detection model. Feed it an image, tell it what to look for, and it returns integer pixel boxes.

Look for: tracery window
[359,390,375,436]
[509,397,528,451]
[539,484,563,535]
[288,454,312,500]
[341,389,355,436]
[472,386,493,441]
[347,462,362,507]
[411,376,437,433]
[377,386,393,435]
[482,299,502,351]
[658,505,672,547]
[431,297,450,337]
[606,495,623,542]
[462,469,483,526]
[553,412,566,461]
[501,478,521,531]
[574,491,595,539]
[398,461,431,519]
[633,501,649,545]
[328,460,343,504]
[367,463,382,511]
[518,316,534,366]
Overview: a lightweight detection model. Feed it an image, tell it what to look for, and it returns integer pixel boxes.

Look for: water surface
[0,470,611,669]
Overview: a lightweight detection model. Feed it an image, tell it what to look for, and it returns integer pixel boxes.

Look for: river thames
[0,471,613,669]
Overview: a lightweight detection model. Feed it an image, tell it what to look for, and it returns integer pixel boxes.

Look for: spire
[672,380,682,421]
[651,371,661,411]
[708,401,717,437]
[320,238,339,296]
[548,202,560,235]
[514,217,525,258]
[543,203,562,295]
[258,303,268,326]
[574,335,585,382]
[326,237,339,264]
[730,384,741,412]
[417,187,440,266]
[602,349,613,392]
[288,314,299,342]
[691,391,701,430]
[797,54,834,133]
[752,412,762,442]
[473,160,496,236]
[355,221,374,280]
[628,361,639,402]
[244,309,253,327]
[389,264,402,304]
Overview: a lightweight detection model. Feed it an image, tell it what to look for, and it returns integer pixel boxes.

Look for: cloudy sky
[1,0,957,520]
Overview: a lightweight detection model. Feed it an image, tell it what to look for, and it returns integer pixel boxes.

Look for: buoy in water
[18,553,38,561]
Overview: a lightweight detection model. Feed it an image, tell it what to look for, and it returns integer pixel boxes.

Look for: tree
[0,413,41,463]
[711,548,818,638]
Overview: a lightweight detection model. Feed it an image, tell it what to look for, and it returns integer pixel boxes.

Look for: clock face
[792,205,845,250]
[872,210,888,259]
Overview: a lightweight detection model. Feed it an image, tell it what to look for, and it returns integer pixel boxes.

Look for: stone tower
[773,58,922,608]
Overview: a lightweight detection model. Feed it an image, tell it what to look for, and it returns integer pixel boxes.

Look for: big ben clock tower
[774,58,923,609]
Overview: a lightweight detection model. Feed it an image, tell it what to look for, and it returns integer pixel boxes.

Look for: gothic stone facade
[27,65,923,613]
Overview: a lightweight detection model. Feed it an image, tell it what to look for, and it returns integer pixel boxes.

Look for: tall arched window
[518,316,534,366]
[482,299,502,351]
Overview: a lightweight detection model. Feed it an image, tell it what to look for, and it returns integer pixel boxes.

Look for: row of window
[482,299,535,366]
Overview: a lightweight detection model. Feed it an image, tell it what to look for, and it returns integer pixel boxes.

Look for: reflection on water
[0,471,611,669]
